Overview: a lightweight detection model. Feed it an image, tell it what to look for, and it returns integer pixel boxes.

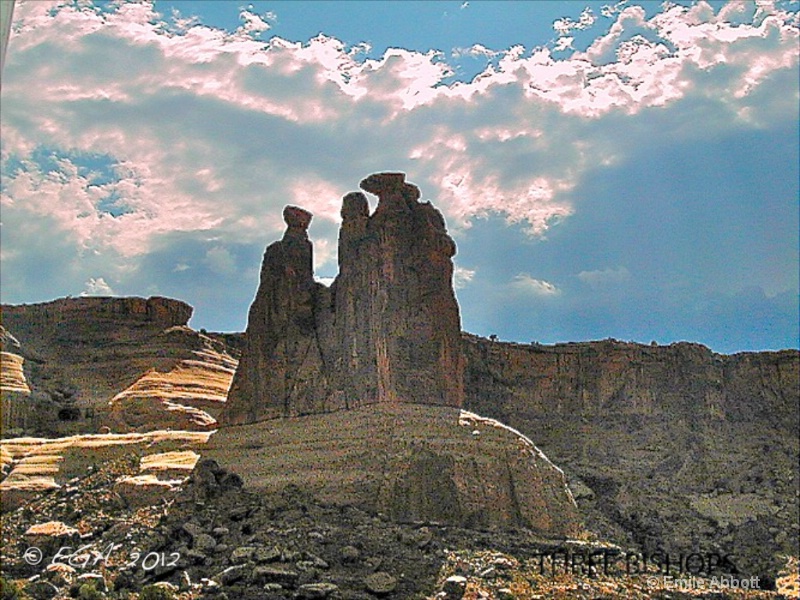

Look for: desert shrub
[138,584,176,600]
[78,582,104,600]
[0,576,22,600]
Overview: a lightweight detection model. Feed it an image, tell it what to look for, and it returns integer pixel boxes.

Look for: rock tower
[223,173,465,424]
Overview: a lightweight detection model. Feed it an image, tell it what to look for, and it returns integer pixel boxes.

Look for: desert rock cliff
[0,297,237,435]
[462,335,799,580]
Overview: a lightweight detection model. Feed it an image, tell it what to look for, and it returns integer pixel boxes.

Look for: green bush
[0,576,22,600]
[78,582,103,600]
[138,584,176,600]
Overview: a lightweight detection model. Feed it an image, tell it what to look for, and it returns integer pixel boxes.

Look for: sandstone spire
[222,173,464,425]
[223,205,328,424]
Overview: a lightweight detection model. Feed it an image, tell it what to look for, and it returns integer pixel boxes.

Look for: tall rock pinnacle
[223,173,464,425]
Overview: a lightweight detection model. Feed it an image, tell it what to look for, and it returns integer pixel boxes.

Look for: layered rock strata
[0,430,212,511]
[0,297,237,435]
[106,343,236,431]
[224,173,464,424]
[462,335,799,424]
[205,403,582,536]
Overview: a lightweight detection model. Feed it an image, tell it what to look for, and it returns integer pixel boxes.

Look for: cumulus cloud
[237,9,275,37]
[81,277,115,296]
[554,36,575,52]
[0,0,797,338]
[553,7,597,36]
[511,274,561,297]
[3,1,796,240]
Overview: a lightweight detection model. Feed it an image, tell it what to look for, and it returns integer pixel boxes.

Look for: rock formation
[223,205,326,423]
[1,326,32,432]
[462,335,799,425]
[205,403,582,536]
[1,430,212,511]
[461,334,800,580]
[106,340,237,432]
[216,173,584,535]
[0,297,237,435]
[224,173,464,424]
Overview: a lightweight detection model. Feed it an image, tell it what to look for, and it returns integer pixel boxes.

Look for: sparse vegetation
[0,576,22,600]
[78,582,103,600]
[138,584,176,600]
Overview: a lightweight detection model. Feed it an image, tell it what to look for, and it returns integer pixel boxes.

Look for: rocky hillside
[3,449,796,599]
[462,335,800,588]
[205,403,581,536]
[3,296,798,591]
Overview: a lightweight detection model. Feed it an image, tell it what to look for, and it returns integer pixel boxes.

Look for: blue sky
[0,0,798,353]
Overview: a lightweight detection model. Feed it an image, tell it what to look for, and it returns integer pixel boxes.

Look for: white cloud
[554,36,575,52]
[1,0,797,309]
[237,9,275,36]
[554,7,597,36]
[511,274,561,297]
[452,43,499,59]
[601,1,629,19]
[578,266,631,287]
[80,277,115,296]
[453,265,476,289]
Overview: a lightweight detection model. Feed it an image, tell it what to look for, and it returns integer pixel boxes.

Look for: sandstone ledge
[0,296,193,330]
[205,403,583,538]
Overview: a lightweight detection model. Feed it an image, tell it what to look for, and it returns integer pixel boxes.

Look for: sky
[0,0,798,354]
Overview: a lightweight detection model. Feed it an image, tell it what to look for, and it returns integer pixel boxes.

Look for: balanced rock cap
[283,205,313,231]
[359,172,407,195]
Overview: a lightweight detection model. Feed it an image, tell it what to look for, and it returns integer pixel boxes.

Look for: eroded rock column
[223,172,465,425]
[224,206,330,424]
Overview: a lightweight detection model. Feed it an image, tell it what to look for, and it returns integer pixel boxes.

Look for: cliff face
[1,296,193,332]
[463,335,799,428]
[463,335,800,581]
[0,297,236,435]
[336,175,464,409]
[222,206,323,423]
[224,173,464,424]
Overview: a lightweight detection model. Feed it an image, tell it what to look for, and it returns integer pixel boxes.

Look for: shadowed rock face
[223,172,464,424]
[223,204,321,423]
[461,335,800,578]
